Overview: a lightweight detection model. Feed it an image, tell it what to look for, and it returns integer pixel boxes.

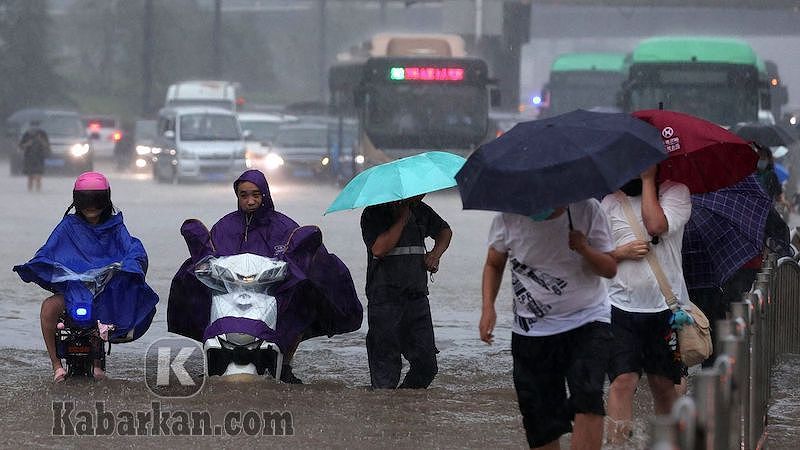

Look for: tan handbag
[617,193,713,367]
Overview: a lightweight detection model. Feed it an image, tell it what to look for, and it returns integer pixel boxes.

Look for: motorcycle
[54,263,120,378]
[193,253,288,379]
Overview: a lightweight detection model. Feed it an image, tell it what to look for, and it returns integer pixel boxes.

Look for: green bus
[620,36,770,126]
[539,52,628,118]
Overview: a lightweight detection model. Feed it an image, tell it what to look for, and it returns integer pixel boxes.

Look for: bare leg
[93,359,105,380]
[285,335,302,362]
[648,374,679,415]
[606,372,639,444]
[533,440,561,450]
[571,413,604,450]
[27,175,34,192]
[34,175,42,192]
[675,376,688,396]
[40,295,65,377]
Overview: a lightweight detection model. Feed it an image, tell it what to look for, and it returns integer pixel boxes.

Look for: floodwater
[0,159,790,448]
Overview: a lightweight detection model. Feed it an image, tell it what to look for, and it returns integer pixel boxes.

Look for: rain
[1,0,800,448]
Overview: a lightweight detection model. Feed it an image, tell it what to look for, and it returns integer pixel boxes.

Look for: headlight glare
[70,143,90,157]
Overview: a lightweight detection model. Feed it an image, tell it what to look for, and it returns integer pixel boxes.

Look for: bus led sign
[389,66,465,82]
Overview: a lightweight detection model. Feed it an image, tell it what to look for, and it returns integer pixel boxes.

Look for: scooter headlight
[355,154,365,165]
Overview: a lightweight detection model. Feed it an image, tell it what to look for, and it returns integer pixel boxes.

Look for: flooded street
[0,160,668,448]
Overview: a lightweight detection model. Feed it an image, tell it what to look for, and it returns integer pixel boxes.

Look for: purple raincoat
[167,170,363,352]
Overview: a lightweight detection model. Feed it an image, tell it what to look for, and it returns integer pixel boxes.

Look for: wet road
[0,160,718,448]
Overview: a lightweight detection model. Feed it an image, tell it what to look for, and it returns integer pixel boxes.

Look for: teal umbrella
[325,151,466,214]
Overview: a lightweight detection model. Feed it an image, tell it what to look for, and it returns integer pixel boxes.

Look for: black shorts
[511,321,612,448]
[607,306,682,384]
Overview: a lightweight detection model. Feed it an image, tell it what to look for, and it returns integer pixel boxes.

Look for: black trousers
[366,294,438,389]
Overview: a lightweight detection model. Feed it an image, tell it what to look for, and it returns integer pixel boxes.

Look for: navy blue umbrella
[456,109,667,216]
[682,174,771,289]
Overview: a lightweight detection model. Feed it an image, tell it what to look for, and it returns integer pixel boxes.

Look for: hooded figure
[167,170,363,381]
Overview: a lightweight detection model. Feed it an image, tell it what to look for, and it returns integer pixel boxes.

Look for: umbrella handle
[567,206,574,231]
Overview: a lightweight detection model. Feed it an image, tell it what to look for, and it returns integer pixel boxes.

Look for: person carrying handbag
[599,165,695,445]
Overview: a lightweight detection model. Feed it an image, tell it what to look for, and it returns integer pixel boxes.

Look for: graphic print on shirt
[510,259,564,332]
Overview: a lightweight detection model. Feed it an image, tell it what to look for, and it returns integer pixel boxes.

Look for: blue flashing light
[76,307,88,316]
[531,95,542,105]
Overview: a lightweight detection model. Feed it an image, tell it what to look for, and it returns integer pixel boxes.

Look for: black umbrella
[730,122,798,148]
[456,109,667,218]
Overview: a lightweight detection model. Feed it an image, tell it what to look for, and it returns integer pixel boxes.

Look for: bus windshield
[626,67,759,126]
[179,114,240,141]
[363,83,487,149]
[546,73,625,116]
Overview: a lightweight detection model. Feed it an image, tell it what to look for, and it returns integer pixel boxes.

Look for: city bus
[328,34,497,179]
[620,36,769,127]
[538,52,628,118]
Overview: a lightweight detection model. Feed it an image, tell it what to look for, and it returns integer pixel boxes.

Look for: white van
[152,106,248,183]
[165,80,239,111]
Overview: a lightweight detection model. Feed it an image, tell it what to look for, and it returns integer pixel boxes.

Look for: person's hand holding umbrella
[568,226,618,279]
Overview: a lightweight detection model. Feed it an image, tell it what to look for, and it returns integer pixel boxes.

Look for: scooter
[193,253,287,379]
[54,263,120,378]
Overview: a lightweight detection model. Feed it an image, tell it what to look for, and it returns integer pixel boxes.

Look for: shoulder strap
[616,192,679,311]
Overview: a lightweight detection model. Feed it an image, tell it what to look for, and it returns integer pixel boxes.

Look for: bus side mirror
[490,88,502,108]
[163,130,175,140]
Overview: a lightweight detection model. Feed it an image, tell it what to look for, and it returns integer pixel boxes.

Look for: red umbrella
[632,109,757,193]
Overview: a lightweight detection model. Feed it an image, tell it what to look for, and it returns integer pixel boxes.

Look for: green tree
[0,0,67,119]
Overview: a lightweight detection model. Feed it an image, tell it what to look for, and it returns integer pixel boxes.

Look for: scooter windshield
[194,253,288,330]
[49,262,122,297]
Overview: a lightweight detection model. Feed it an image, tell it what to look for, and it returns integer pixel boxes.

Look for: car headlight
[355,154,365,165]
[264,153,284,170]
[321,156,330,166]
[70,143,90,157]
[136,145,152,156]
[151,147,162,155]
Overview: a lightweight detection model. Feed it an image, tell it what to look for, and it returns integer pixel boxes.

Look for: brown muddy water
[4,160,791,448]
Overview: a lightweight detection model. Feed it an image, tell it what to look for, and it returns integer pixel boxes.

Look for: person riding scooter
[13,172,159,382]
[167,169,363,383]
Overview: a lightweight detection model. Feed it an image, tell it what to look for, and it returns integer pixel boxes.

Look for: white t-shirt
[488,199,615,337]
[600,181,692,313]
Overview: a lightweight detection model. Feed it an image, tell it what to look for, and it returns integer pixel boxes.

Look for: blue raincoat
[13,212,158,342]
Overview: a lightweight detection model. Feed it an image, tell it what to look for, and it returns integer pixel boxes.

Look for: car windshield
[179,114,240,141]
[168,99,234,110]
[240,120,281,142]
[135,121,157,140]
[40,116,84,137]
[276,128,327,148]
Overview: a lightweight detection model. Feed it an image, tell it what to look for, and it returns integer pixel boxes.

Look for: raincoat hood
[234,170,274,213]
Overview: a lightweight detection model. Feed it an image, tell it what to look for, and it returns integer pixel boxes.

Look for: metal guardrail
[647,253,800,449]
